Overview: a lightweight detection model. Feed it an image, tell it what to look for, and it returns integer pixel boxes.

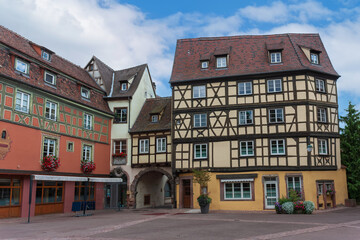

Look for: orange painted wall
[0,121,110,175]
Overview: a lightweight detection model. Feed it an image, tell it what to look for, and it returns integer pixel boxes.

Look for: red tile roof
[170,33,339,83]
[0,25,112,114]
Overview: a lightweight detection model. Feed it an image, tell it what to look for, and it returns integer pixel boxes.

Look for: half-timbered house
[170,34,348,210]
[85,57,156,208]
[0,26,115,218]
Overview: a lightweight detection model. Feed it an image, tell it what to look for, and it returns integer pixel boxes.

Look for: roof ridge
[115,63,148,72]
[93,56,114,71]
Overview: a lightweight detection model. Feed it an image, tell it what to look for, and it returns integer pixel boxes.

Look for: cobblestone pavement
[0,207,359,240]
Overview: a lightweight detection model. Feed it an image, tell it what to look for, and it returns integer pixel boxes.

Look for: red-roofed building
[170,34,347,211]
[0,26,114,218]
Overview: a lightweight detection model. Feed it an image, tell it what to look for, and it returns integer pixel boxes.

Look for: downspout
[108,72,115,97]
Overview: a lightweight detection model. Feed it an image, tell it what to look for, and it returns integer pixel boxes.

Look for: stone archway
[130,167,174,209]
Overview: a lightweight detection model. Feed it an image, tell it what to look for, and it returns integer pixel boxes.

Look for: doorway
[264,177,278,209]
[182,179,191,208]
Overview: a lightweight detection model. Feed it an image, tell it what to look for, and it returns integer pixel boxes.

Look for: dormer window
[310,52,319,64]
[201,61,209,69]
[270,52,282,63]
[81,87,90,99]
[151,115,159,123]
[44,71,56,85]
[41,50,51,61]
[15,58,29,75]
[88,63,94,71]
[121,82,128,91]
[216,56,227,68]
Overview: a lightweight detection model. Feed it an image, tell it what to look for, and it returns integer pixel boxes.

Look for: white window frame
[121,82,127,91]
[239,110,253,125]
[114,108,127,123]
[156,137,166,153]
[269,108,284,123]
[193,85,206,98]
[82,144,92,161]
[15,58,29,74]
[44,71,56,85]
[81,87,90,99]
[216,56,227,68]
[15,90,30,113]
[41,50,51,61]
[287,176,302,193]
[151,115,159,123]
[139,139,149,154]
[270,52,282,63]
[83,113,93,130]
[316,79,326,93]
[317,108,327,123]
[238,82,252,95]
[267,79,282,93]
[310,52,319,64]
[270,139,286,155]
[43,138,56,157]
[240,141,254,156]
[224,182,252,200]
[201,61,209,69]
[193,113,207,128]
[113,140,126,154]
[318,139,328,155]
[194,143,208,159]
[45,100,57,121]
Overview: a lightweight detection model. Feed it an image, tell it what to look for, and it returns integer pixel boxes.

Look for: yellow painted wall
[177,169,347,211]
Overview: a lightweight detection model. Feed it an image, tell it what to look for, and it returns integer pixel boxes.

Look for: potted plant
[193,169,211,214]
[41,155,60,172]
[81,160,96,173]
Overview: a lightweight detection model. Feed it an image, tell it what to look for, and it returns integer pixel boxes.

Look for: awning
[220,178,254,183]
[32,175,122,183]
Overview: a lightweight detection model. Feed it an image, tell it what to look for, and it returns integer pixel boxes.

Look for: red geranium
[41,155,60,172]
[112,152,127,158]
[81,160,96,173]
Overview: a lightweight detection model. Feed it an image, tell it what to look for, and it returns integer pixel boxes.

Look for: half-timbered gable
[170,33,347,211]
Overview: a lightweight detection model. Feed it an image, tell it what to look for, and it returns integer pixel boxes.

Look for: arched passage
[130,167,174,209]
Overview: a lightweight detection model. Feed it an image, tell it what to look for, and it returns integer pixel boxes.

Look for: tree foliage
[192,169,211,188]
[340,102,360,201]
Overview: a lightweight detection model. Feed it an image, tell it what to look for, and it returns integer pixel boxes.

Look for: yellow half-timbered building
[170,34,347,210]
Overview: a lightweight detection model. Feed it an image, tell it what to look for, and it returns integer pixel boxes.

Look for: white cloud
[239,1,289,23]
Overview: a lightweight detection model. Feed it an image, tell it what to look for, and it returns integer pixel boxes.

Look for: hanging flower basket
[81,160,96,173]
[41,155,60,172]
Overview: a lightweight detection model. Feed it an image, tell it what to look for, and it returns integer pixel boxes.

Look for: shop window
[74,182,95,201]
[35,181,63,204]
[0,178,21,207]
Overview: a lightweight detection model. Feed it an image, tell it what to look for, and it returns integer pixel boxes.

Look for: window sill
[238,123,254,126]
[270,153,286,156]
[268,122,285,125]
[193,126,207,129]
[81,97,91,102]
[238,93,253,96]
[194,158,208,161]
[266,91,283,94]
[317,121,329,124]
[269,62,283,65]
[222,198,253,201]
[192,97,206,100]
[113,121,127,124]
[15,71,30,78]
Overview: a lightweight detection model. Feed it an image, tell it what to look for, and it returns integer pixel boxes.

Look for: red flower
[41,155,60,172]
[81,160,96,173]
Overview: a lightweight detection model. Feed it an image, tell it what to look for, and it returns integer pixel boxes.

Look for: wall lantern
[307,144,313,153]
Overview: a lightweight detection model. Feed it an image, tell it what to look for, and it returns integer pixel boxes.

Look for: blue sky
[0,0,360,117]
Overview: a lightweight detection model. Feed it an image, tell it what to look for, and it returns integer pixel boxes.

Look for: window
[15,90,30,113]
[45,100,57,121]
[267,79,282,93]
[36,181,63,204]
[151,115,159,123]
[225,182,251,200]
[113,140,126,155]
[67,142,74,152]
[193,113,207,128]
[44,71,56,85]
[216,56,227,68]
[201,61,209,69]
[269,108,284,123]
[82,145,92,161]
[238,82,252,95]
[121,82,127,91]
[316,79,326,93]
[240,141,254,156]
[318,139,328,155]
[156,137,166,153]
[194,143,207,159]
[139,139,149,154]
[41,50,51,61]
[270,139,285,155]
[74,182,95,201]
[310,52,319,64]
[317,108,327,123]
[88,63,94,71]
[83,113,92,130]
[114,108,127,123]
[81,87,90,99]
[287,176,302,195]
[239,110,253,125]
[1,130,6,139]
[193,85,206,98]
[43,138,56,157]
[318,183,323,195]
[15,58,29,74]
[0,178,21,207]
[270,52,282,63]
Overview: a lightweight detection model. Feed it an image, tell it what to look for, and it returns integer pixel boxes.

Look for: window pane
[0,179,11,187]
[11,188,21,205]
[36,188,42,203]
[56,187,63,202]
[43,188,56,203]
[0,188,10,206]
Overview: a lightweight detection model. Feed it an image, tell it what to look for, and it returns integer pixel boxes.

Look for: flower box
[81,160,96,173]
[41,155,60,172]
[113,156,126,165]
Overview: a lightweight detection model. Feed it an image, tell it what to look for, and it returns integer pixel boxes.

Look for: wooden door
[264,180,278,209]
[182,179,191,208]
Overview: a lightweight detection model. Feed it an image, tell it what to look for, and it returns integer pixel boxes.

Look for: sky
[0,0,360,117]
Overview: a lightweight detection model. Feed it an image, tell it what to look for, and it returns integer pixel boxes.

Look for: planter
[294,209,304,214]
[200,203,210,214]
[113,156,126,165]
[345,199,357,207]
